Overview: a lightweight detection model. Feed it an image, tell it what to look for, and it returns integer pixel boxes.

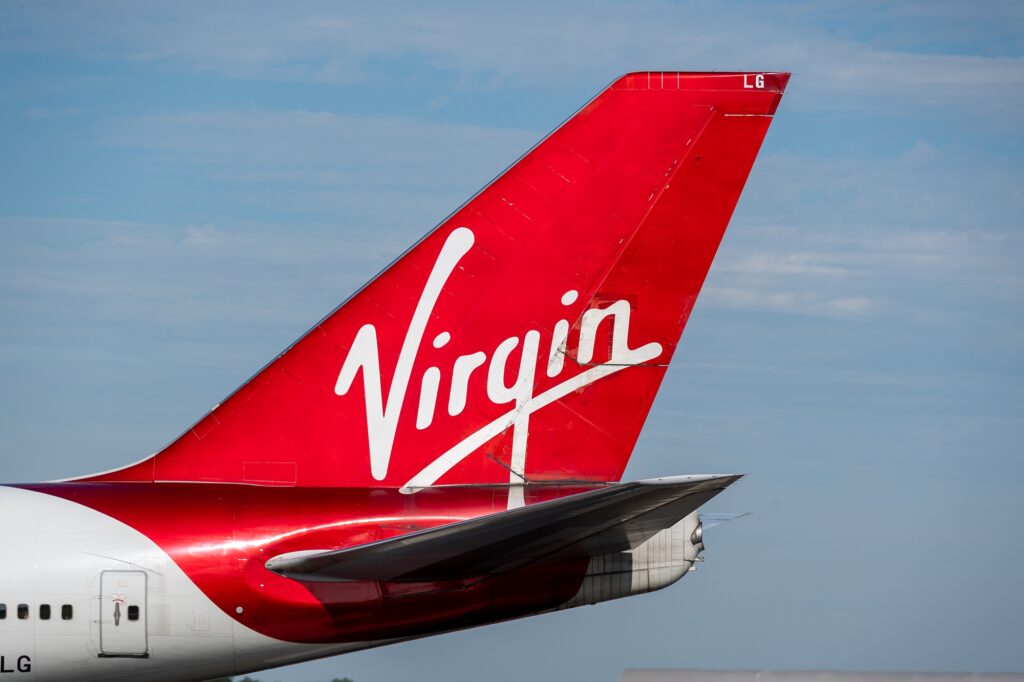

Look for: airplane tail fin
[79,72,789,490]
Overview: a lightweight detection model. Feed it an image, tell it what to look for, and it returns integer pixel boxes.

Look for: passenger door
[99,570,148,657]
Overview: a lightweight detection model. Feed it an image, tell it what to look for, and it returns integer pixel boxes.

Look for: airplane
[0,71,789,681]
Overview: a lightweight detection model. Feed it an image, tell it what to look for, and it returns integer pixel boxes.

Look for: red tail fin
[81,72,789,489]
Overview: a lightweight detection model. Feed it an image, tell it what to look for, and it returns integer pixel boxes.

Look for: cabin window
[61,604,73,620]
[39,604,50,620]
[0,603,6,619]
[17,604,28,620]
[127,605,139,622]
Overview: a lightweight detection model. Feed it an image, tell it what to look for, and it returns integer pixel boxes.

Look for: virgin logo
[334,227,662,504]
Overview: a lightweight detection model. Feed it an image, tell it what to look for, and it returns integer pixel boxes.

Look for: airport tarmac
[621,672,1024,682]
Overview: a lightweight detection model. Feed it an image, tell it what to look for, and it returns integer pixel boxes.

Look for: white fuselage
[0,484,702,681]
[0,486,367,681]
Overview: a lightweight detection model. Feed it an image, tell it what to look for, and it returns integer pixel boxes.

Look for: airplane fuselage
[1,482,697,681]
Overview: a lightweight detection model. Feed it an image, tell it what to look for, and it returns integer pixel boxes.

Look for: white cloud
[96,109,537,226]
[717,253,852,277]
[99,110,536,189]
[703,220,1024,318]
[703,286,874,318]
[78,108,1023,324]
[5,1,1024,114]
[0,216,394,333]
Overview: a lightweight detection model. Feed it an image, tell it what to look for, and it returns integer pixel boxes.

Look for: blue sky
[1,2,1022,680]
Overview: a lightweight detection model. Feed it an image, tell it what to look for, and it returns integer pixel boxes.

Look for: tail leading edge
[80,72,789,489]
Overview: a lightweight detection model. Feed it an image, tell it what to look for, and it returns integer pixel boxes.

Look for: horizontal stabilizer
[265,474,740,582]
